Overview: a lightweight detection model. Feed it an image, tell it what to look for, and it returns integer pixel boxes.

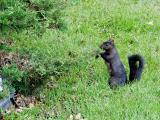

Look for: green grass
[2,0,160,119]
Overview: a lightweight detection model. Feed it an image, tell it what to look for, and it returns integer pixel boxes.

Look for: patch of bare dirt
[0,51,31,71]
[14,93,39,112]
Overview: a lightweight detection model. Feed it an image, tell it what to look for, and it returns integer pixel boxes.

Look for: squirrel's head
[100,39,114,50]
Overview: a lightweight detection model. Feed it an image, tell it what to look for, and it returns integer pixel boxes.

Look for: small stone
[147,21,154,26]
[67,114,73,120]
[75,113,81,120]
[29,103,34,108]
[16,108,23,113]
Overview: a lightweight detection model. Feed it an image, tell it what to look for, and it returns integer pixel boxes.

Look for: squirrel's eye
[108,42,111,45]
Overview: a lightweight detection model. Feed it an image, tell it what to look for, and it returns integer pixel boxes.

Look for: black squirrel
[99,39,144,89]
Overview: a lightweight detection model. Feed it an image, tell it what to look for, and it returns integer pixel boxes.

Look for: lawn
[2,0,160,119]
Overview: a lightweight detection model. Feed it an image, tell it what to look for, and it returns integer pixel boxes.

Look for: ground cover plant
[0,0,160,119]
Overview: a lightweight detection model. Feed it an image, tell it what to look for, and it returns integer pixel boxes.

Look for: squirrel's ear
[111,39,114,43]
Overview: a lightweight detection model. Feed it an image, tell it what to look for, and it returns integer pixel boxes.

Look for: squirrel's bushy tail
[128,54,144,82]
